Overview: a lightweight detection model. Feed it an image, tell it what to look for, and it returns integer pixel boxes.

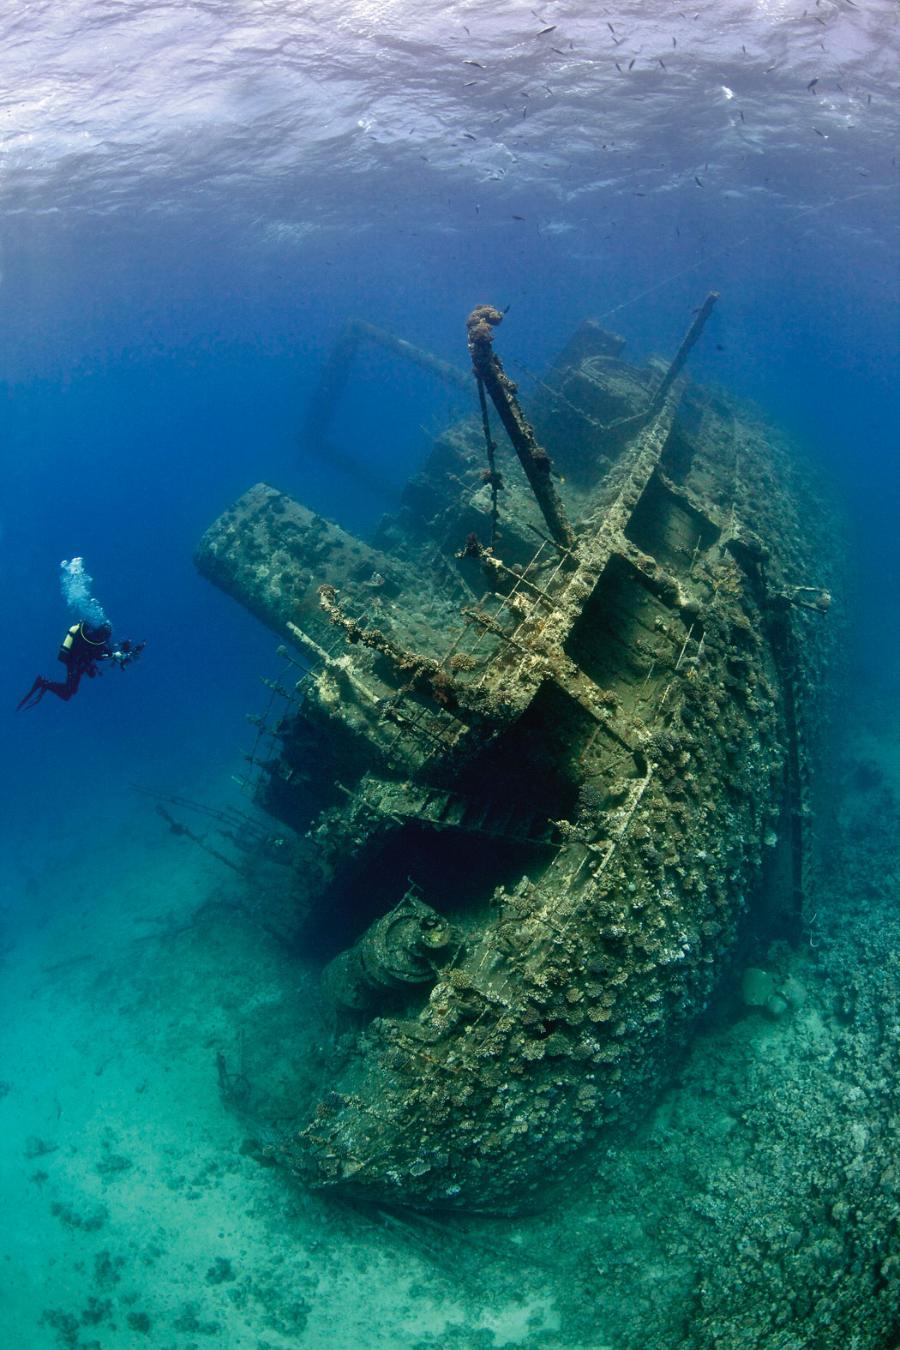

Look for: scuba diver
[17,557,145,711]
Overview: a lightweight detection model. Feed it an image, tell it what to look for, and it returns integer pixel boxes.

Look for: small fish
[867,93,872,106]
[463,81,477,87]
[628,57,636,70]
[462,132,476,140]
[672,36,677,47]
[464,59,485,68]
[512,214,526,220]
[538,25,556,35]
[739,109,745,122]
[807,77,818,91]
[659,58,667,70]
[615,60,623,72]
[634,191,647,197]
[813,127,824,136]
[607,21,616,33]
[551,47,564,55]
[522,105,528,118]
[694,175,704,186]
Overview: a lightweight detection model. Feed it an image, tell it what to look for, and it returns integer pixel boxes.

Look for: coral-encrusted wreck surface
[195,306,837,1214]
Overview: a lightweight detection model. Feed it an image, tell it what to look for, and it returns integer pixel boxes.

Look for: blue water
[1,3,898,1344]
[5,216,896,850]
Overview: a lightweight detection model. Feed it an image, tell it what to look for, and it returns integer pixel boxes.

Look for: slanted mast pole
[649,291,719,415]
[466,306,576,553]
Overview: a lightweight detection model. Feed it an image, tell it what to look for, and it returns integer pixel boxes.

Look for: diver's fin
[16,676,48,711]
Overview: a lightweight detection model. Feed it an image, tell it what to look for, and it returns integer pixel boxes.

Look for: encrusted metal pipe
[466,306,576,552]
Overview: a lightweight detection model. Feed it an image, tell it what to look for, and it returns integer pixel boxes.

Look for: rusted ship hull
[196,306,834,1213]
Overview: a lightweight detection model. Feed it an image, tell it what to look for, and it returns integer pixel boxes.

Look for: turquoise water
[1,3,898,1345]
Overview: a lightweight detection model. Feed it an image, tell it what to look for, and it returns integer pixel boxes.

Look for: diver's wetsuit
[17,622,140,710]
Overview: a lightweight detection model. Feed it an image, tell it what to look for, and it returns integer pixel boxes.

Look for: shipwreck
[195,299,836,1213]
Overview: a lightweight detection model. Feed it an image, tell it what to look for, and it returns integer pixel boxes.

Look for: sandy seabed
[1,715,897,1349]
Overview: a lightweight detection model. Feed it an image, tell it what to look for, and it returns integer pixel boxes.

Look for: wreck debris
[153,803,245,874]
[307,318,469,444]
[303,318,470,495]
[135,785,298,873]
[216,1049,251,1109]
[317,583,466,713]
[322,888,453,1011]
[195,298,838,1214]
[467,305,576,551]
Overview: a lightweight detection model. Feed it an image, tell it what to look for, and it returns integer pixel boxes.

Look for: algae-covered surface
[1,695,897,1347]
